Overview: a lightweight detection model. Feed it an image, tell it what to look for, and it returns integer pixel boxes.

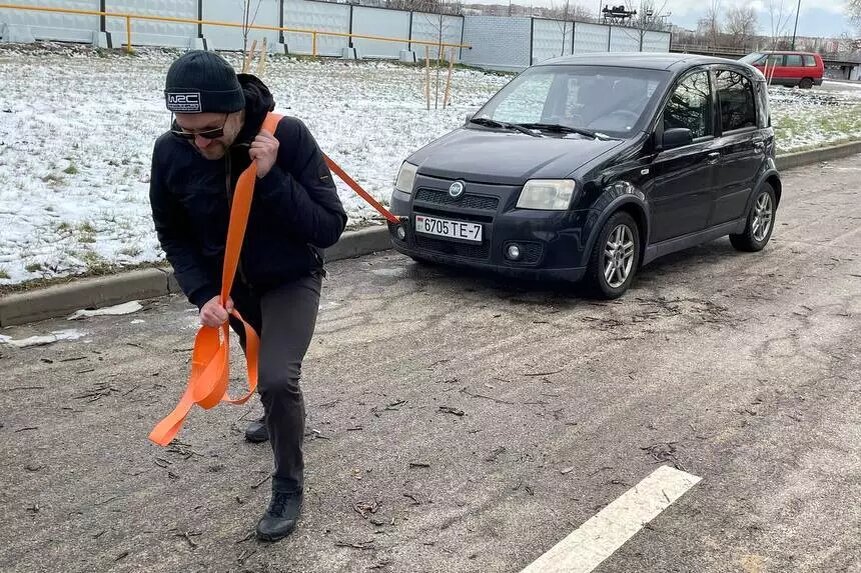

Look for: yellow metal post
[125,15,131,53]
[312,31,317,57]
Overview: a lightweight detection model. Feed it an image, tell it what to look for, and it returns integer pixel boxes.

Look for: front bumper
[388,178,595,284]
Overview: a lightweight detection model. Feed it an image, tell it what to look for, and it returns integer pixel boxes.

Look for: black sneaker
[256,491,303,541]
[245,416,268,443]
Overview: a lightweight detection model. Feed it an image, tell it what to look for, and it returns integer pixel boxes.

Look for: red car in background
[740,51,825,89]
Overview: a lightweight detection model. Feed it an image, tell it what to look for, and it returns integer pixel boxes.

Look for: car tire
[583,211,640,299]
[730,183,777,252]
[800,77,814,89]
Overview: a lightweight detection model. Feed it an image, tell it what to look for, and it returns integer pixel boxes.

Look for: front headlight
[395,162,418,194]
[516,180,576,210]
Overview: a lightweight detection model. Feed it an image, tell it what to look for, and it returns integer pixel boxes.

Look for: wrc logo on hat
[166,92,202,113]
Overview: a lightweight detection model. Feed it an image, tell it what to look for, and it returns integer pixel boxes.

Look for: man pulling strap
[149,51,347,541]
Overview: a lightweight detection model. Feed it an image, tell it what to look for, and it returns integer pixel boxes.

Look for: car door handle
[707,152,721,164]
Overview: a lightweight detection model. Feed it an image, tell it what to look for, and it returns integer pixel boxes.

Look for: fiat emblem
[449,181,465,198]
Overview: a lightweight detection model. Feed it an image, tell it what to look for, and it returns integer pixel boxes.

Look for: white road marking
[520,465,701,573]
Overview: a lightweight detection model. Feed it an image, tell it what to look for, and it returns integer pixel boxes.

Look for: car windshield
[740,53,765,64]
[472,65,669,138]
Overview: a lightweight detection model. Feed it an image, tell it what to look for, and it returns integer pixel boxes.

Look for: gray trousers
[230,272,322,493]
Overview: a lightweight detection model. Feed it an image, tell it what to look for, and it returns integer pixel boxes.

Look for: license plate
[414,215,483,243]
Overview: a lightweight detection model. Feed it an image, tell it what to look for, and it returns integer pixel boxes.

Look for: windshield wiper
[517,123,613,140]
[469,117,542,138]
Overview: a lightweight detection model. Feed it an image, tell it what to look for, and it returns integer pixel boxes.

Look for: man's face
[174,111,244,160]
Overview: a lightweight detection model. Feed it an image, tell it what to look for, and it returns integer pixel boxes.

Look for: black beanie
[164,51,245,114]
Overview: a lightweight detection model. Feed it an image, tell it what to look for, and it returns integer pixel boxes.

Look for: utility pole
[791,0,801,50]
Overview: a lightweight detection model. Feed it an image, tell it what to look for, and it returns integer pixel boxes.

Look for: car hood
[408,127,626,185]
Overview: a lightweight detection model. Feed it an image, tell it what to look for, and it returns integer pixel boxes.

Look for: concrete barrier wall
[573,22,610,53]
[0,0,98,43]
[203,0,280,52]
[460,15,530,72]
[282,0,349,56]
[105,0,197,48]
[532,18,574,64]
[351,6,409,58]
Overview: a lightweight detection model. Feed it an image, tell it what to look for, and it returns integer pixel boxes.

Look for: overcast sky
[657,0,854,37]
[477,0,857,37]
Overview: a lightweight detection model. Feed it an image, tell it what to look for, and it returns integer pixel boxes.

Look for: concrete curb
[0,227,391,327]
[774,141,861,171]
[2,140,860,327]
[0,269,171,327]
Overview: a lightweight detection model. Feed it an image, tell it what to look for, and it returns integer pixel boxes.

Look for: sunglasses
[170,114,228,141]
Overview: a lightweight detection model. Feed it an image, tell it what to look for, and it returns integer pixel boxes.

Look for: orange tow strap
[149,113,399,446]
[323,156,400,224]
[148,112,280,447]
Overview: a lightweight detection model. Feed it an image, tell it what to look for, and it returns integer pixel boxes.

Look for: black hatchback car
[387,53,781,298]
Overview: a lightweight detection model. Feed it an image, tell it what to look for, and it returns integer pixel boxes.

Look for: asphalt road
[1,155,860,573]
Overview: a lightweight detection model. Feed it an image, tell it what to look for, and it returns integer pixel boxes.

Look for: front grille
[415,236,490,260]
[415,188,499,212]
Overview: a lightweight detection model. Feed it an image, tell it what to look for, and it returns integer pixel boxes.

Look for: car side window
[785,54,803,67]
[803,55,817,67]
[663,70,712,139]
[766,54,784,67]
[716,70,757,132]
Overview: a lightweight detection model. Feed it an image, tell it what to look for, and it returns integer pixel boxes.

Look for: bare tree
[765,0,796,49]
[241,0,263,55]
[560,0,571,56]
[419,7,461,109]
[387,0,461,13]
[544,1,592,20]
[849,0,861,31]
[705,0,721,50]
[534,1,593,58]
[624,1,670,49]
[630,0,670,31]
[725,6,758,49]
[548,0,572,56]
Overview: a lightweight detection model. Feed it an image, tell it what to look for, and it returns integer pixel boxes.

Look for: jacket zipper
[225,153,250,289]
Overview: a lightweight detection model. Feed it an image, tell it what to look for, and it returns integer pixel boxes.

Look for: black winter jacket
[149,75,347,308]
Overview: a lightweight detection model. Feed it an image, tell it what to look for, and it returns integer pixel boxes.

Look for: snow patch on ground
[769,85,861,153]
[67,300,143,320]
[0,328,87,348]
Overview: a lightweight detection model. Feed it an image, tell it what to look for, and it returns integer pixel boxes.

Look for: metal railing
[0,3,470,55]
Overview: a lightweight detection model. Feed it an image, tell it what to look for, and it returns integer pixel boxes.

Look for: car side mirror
[662,128,693,150]
[464,111,476,125]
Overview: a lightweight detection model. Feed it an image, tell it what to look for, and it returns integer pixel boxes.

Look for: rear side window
[664,70,713,139]
[803,55,817,67]
[716,70,757,132]
[785,54,803,67]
